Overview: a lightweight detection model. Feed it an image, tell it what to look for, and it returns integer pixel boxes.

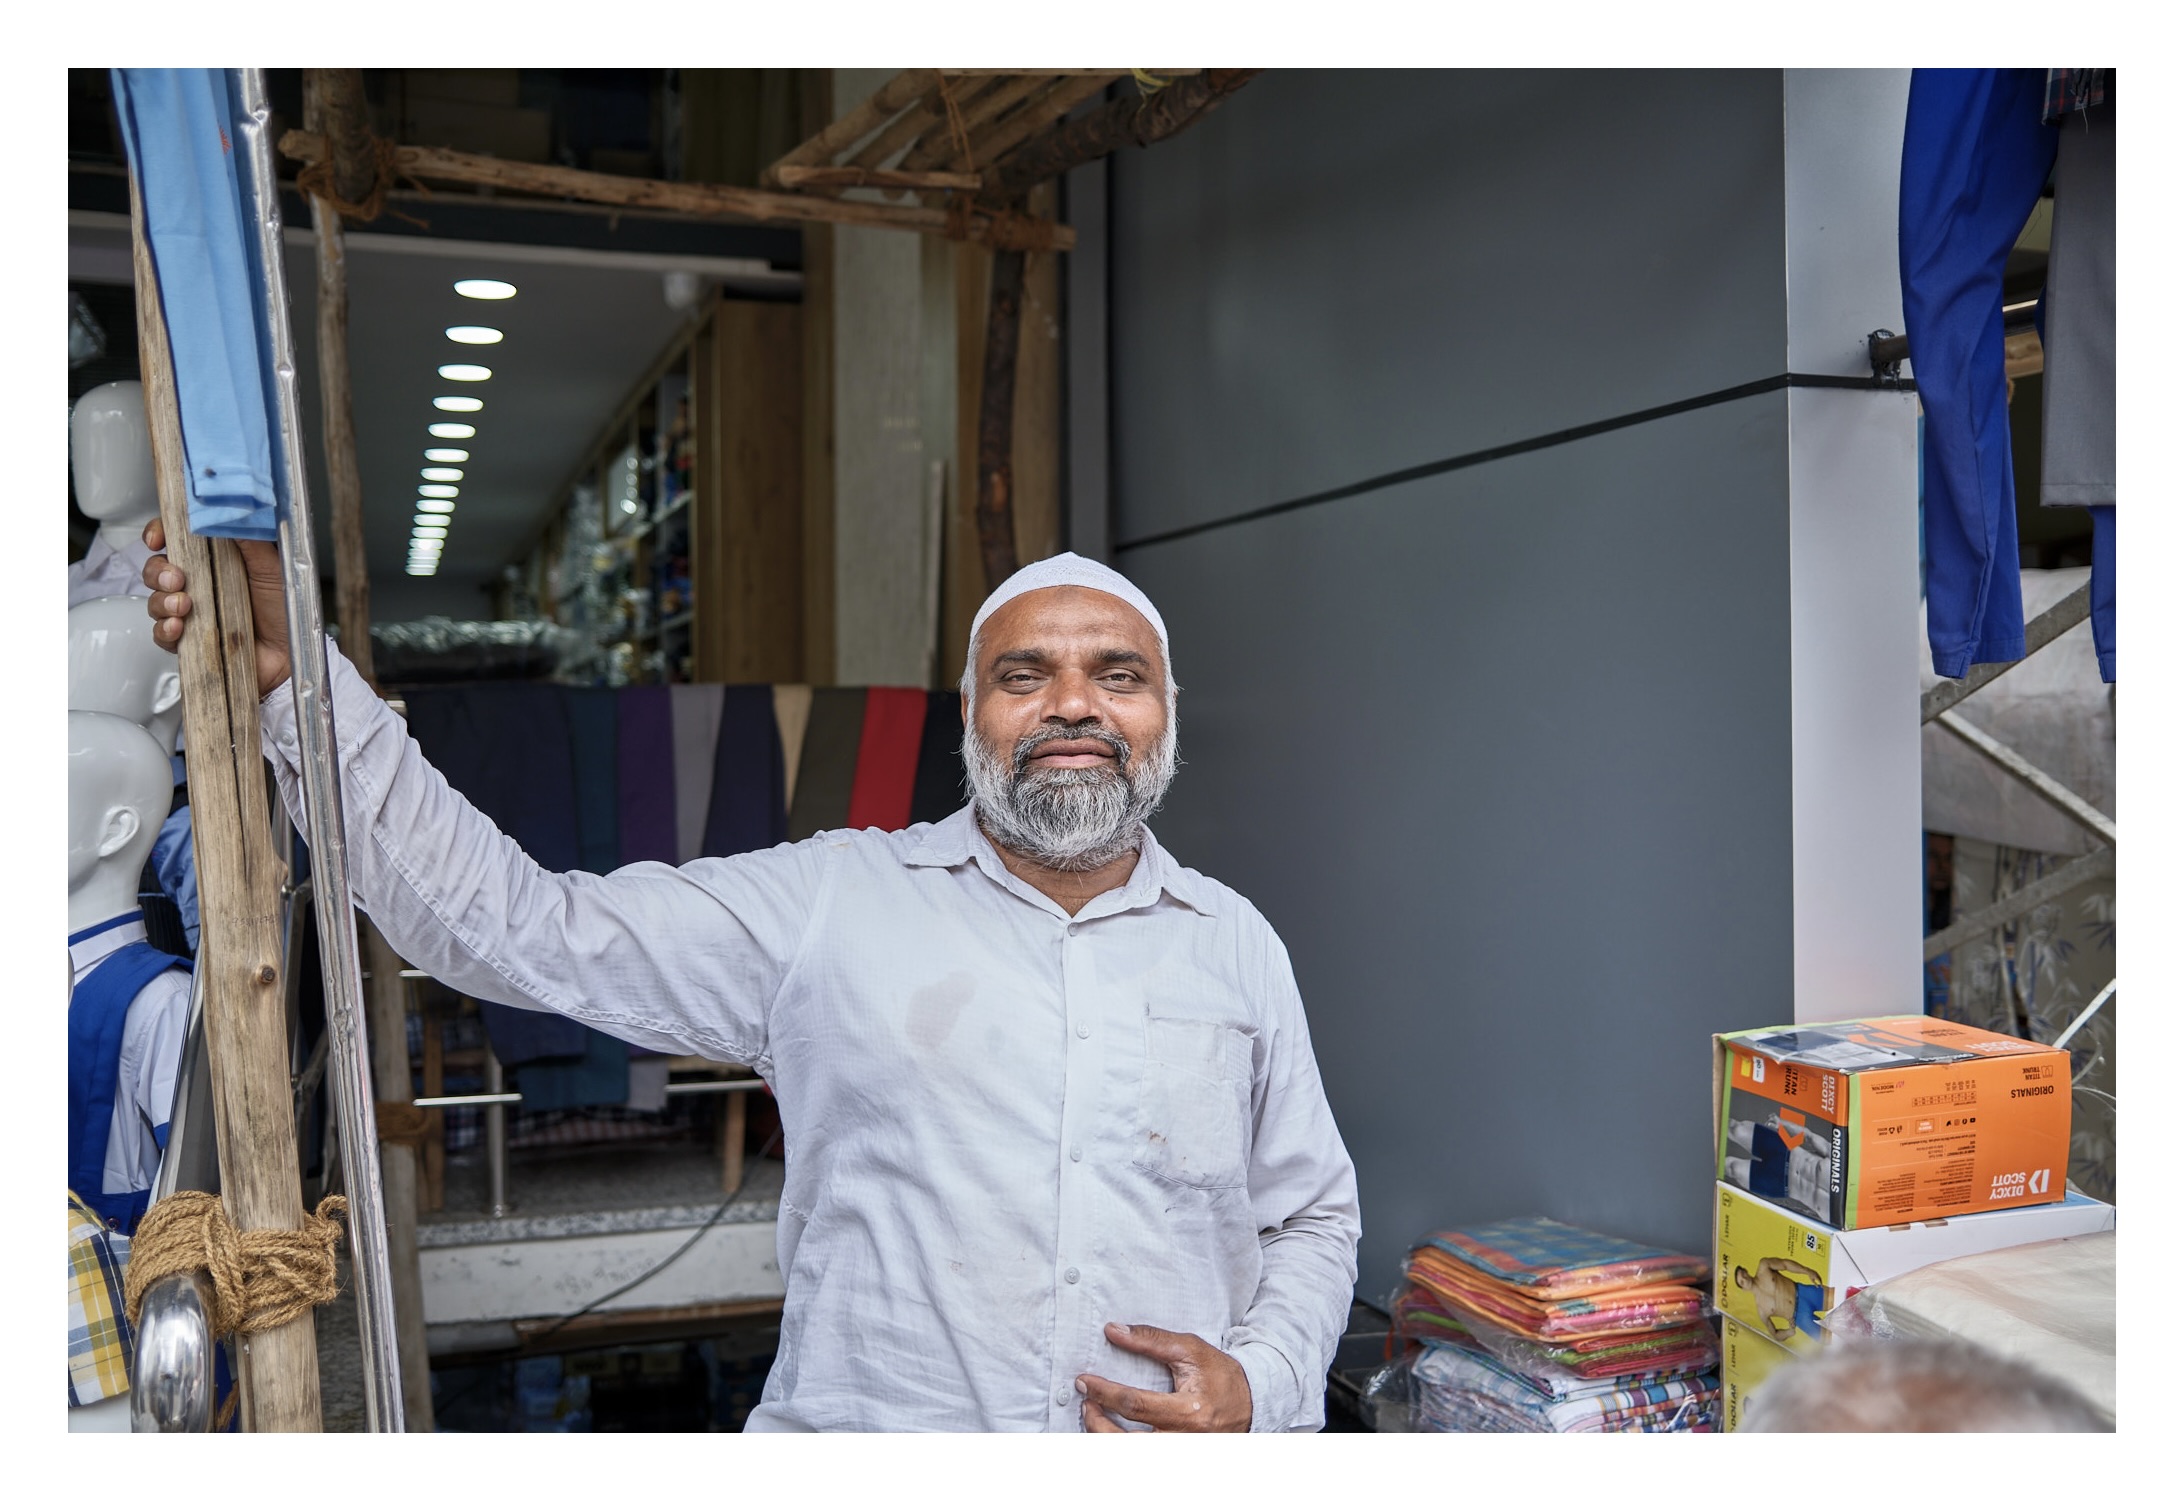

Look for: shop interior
[66,67,2116,1435]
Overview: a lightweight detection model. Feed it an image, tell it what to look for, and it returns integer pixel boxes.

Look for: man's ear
[96,805,141,861]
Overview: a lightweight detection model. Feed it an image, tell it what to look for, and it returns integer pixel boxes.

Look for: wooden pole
[975,243,1028,592]
[964,75,1124,170]
[301,76,375,692]
[774,165,980,193]
[279,132,1074,252]
[129,177,324,1433]
[301,69,439,1432]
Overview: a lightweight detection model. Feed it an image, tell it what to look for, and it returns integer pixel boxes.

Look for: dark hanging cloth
[847,688,928,833]
[405,683,593,1070]
[701,685,788,858]
[404,683,582,872]
[616,684,678,868]
[1899,68,2056,679]
[509,1022,630,1112]
[787,687,866,840]
[479,1003,591,1069]
[908,689,967,828]
[566,687,621,874]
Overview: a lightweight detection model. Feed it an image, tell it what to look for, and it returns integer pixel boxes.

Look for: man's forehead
[979,585,1161,651]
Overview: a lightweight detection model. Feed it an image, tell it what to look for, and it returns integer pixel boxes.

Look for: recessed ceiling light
[428,423,476,440]
[434,396,484,413]
[445,326,504,346]
[421,467,464,482]
[439,364,492,382]
[419,484,459,499]
[424,448,470,463]
[416,499,457,514]
[455,279,517,300]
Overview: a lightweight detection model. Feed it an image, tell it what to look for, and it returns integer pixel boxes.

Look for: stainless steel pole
[485,1051,510,1219]
[231,67,406,1433]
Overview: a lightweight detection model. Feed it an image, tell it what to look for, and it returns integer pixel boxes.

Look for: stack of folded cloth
[1397,1216,1721,1432]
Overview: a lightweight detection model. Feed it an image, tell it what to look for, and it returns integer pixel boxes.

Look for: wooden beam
[844,85,956,172]
[775,164,980,193]
[761,68,937,186]
[903,74,1050,172]
[280,133,1075,252]
[986,68,1261,201]
[975,244,1028,592]
[967,74,1122,169]
[130,177,324,1433]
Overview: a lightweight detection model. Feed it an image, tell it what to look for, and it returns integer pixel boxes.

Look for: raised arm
[142,523,817,1065]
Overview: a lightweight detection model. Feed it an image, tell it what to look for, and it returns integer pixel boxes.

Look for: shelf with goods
[500,291,803,687]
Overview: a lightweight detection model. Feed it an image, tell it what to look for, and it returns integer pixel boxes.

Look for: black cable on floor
[525,1127,785,1346]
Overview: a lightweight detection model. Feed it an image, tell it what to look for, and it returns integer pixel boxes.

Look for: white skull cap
[967,551,1169,657]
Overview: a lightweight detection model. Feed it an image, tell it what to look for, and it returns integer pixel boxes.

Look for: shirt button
[1055,1388,1070,1406]
[1076,1023,1090,1039]
[1070,1146,1083,1163]
[1064,1266,1080,1284]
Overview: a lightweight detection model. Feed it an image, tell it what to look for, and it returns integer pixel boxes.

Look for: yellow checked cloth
[68,1192,134,1407]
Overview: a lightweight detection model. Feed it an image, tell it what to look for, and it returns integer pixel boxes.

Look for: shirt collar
[901,804,1211,917]
[70,913,149,978]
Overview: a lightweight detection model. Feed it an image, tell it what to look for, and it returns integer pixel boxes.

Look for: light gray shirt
[69,916,191,1196]
[260,644,1360,1432]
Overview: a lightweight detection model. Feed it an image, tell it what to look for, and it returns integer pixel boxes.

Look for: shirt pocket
[1132,1016,1254,1191]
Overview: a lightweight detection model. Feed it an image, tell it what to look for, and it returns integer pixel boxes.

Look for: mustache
[1010,720,1133,777]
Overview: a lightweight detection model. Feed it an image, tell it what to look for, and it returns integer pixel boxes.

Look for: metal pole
[231,67,405,1433]
[485,1051,510,1219]
[2052,979,2117,1052]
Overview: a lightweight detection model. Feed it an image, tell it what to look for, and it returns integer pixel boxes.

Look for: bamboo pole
[761,68,938,185]
[129,177,325,1433]
[279,131,1074,252]
[845,86,951,171]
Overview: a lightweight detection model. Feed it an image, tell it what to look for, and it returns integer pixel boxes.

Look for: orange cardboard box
[1713,1015,2070,1229]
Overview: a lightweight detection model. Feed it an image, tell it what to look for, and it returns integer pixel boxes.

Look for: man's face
[961,586,1175,870]
[1734,1267,1754,1289]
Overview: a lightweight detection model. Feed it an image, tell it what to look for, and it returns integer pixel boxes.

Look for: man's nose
[1042,671,1103,723]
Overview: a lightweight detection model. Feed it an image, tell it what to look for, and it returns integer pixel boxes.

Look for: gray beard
[963,715,1178,873]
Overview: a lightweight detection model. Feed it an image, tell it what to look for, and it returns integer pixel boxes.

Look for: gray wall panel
[1128,394,1795,1283]
[1111,69,1788,544]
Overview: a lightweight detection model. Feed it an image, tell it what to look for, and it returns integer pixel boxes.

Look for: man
[1733,1257,1829,1344]
[143,530,1360,1432]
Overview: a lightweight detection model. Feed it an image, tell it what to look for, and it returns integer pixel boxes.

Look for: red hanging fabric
[845,687,929,832]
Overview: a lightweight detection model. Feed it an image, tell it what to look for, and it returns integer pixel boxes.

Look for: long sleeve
[258,639,823,1066]
[1224,934,1362,1432]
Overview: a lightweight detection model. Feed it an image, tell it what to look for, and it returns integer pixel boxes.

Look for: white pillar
[1784,69,1925,1020]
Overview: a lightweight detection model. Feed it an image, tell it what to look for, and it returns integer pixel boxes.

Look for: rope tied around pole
[295,134,429,228]
[121,1191,350,1340]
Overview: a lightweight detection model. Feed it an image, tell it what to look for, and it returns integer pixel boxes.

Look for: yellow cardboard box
[1720,1314,1794,1433]
[1712,1179,2115,1353]
[1713,1016,2072,1228]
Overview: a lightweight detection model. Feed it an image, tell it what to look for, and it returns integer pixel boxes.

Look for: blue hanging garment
[1898,69,2057,678]
[108,68,282,542]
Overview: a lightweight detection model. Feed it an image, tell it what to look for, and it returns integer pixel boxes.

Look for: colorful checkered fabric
[68,1192,133,1407]
[1416,1215,1709,1293]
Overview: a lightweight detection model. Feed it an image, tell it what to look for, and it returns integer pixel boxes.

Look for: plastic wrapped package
[361,616,587,684]
[1823,1231,2114,1424]
[1395,1285,1718,1388]
[1408,1345,1720,1433]
[1357,1349,1417,1432]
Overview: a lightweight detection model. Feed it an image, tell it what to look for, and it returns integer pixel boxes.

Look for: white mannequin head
[70,381,158,548]
[69,711,173,935]
[69,597,184,755]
